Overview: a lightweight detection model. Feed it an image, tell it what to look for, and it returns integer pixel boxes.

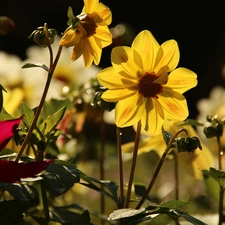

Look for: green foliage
[18,100,68,152]
[22,63,49,72]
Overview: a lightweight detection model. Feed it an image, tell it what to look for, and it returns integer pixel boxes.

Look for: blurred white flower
[197,86,225,122]
[22,38,101,102]
[196,86,225,152]
[1,38,101,114]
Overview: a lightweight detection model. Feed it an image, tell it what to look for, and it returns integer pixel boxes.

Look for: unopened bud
[28,26,58,47]
[0,16,15,35]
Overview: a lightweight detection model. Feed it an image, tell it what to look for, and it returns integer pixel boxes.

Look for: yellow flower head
[97,30,198,134]
[59,0,112,68]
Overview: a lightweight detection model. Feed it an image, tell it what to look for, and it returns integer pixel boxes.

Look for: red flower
[0,117,22,151]
[0,159,53,183]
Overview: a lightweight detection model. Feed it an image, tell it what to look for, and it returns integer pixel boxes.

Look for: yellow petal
[82,39,94,67]
[89,36,102,65]
[83,0,98,13]
[101,88,136,102]
[111,46,143,78]
[71,41,84,62]
[154,40,180,73]
[60,27,82,47]
[158,88,189,121]
[115,94,144,127]
[95,3,112,25]
[97,67,137,89]
[142,98,164,134]
[166,67,198,94]
[95,26,112,48]
[132,30,160,72]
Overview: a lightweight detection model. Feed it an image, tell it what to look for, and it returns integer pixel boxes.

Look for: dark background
[1,0,225,119]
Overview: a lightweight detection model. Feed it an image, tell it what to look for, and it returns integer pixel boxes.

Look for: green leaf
[21,102,35,128]
[22,63,49,72]
[0,183,39,208]
[41,99,72,119]
[108,208,146,221]
[0,107,14,120]
[173,209,208,225]
[79,174,120,207]
[202,167,225,186]
[159,200,190,209]
[67,6,75,26]
[40,106,66,139]
[42,160,80,196]
[178,119,204,127]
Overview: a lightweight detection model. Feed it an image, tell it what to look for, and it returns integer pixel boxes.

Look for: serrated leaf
[22,63,49,72]
[42,160,80,196]
[41,106,66,137]
[21,102,35,128]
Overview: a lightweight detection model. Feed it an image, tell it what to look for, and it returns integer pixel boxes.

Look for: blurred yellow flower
[122,120,214,179]
[59,0,112,68]
[97,30,197,134]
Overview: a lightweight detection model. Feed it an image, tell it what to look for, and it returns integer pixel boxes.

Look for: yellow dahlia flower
[97,30,197,134]
[59,0,112,68]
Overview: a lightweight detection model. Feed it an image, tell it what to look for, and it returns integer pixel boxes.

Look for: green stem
[136,128,187,209]
[116,126,124,208]
[40,179,50,221]
[218,185,224,225]
[124,120,141,208]
[15,45,62,162]
[216,135,223,171]
[100,114,105,225]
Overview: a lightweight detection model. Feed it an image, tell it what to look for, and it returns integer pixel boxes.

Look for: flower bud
[203,123,223,138]
[174,136,202,153]
[0,16,15,35]
[28,26,58,47]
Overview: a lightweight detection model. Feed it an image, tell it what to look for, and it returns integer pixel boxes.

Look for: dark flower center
[138,73,163,98]
[77,13,97,37]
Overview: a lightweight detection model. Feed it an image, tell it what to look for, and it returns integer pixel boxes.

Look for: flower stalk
[15,25,62,162]
[136,128,188,209]
[124,120,141,208]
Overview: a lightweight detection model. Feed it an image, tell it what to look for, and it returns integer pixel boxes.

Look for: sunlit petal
[95,26,112,47]
[95,3,112,25]
[142,98,164,134]
[132,30,160,72]
[115,94,144,127]
[154,40,180,73]
[83,0,98,13]
[97,67,137,89]
[166,67,198,93]
[111,46,143,78]
[102,88,137,102]
[158,88,189,120]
